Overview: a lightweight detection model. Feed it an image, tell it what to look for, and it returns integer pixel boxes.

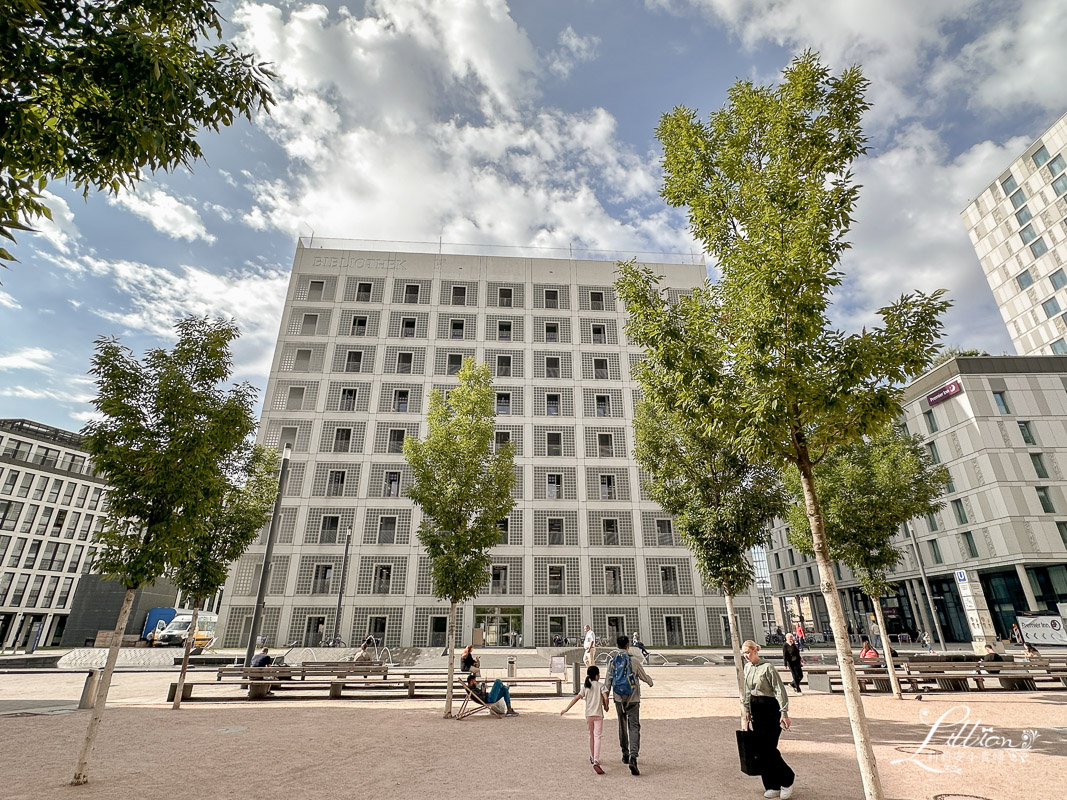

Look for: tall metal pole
[906,521,946,649]
[333,528,352,642]
[244,444,291,667]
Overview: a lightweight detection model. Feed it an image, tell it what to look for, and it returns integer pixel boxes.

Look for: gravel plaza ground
[0,658,1064,800]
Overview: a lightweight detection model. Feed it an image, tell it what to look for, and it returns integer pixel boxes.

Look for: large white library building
[217,241,768,650]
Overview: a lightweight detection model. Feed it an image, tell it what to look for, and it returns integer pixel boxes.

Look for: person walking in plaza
[583,625,597,667]
[607,634,654,776]
[781,634,803,693]
[794,623,805,651]
[741,640,795,799]
[561,665,610,773]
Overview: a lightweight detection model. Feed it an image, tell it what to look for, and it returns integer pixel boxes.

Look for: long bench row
[803,659,1067,694]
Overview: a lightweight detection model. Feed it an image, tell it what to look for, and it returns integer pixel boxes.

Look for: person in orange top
[859,637,879,660]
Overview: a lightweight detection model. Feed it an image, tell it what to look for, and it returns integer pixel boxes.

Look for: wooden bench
[215,663,389,681]
[171,677,416,702]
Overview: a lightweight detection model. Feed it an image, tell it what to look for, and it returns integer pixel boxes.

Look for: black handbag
[736,724,760,775]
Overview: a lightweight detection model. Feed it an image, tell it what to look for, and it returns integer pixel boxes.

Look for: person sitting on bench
[352,641,373,662]
[460,644,481,676]
[466,673,518,716]
[859,637,879,660]
[631,631,651,661]
[250,647,272,668]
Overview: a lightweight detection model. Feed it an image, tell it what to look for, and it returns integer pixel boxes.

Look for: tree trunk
[871,596,902,700]
[172,599,201,710]
[444,600,457,718]
[71,586,136,785]
[724,593,747,726]
[797,459,885,800]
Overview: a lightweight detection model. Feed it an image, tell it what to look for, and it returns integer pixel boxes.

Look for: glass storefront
[474,606,523,647]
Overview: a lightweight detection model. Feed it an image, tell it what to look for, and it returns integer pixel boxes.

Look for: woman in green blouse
[741,640,796,799]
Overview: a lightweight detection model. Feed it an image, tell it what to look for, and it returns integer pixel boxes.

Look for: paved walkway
[0,663,1063,799]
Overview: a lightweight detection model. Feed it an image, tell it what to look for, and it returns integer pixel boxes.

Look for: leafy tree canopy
[0,0,274,265]
[929,347,988,369]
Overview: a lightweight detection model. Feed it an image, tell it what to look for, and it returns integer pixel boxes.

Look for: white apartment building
[217,241,768,650]
[0,419,107,648]
[766,356,1067,649]
[962,110,1067,356]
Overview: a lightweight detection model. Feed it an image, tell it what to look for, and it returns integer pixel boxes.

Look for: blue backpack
[610,651,636,697]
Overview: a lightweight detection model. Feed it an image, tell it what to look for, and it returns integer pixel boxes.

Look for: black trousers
[787,661,803,691]
[751,696,795,791]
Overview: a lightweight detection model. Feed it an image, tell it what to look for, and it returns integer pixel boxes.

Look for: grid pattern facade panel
[578,285,617,311]
[533,467,577,499]
[591,607,639,640]
[287,607,336,645]
[331,345,377,373]
[221,606,280,647]
[367,464,414,498]
[511,465,524,500]
[493,385,524,416]
[284,463,306,497]
[628,353,646,372]
[494,425,524,455]
[648,607,698,647]
[232,557,255,595]
[584,427,627,458]
[436,312,478,340]
[440,280,479,306]
[487,282,525,308]
[533,426,576,457]
[383,346,427,375]
[585,468,631,501]
[338,310,382,337]
[667,288,695,304]
[361,508,413,545]
[296,555,346,594]
[533,284,571,309]
[641,512,682,547]
[645,557,695,595]
[486,315,524,342]
[268,555,290,595]
[270,380,319,412]
[413,606,465,646]
[319,421,368,453]
[582,388,624,418]
[325,381,371,412]
[533,557,581,594]
[706,606,755,644]
[533,317,572,343]
[482,556,524,595]
[350,606,404,647]
[303,508,356,544]
[416,556,433,595]
[487,349,524,378]
[638,470,652,501]
[533,510,579,546]
[581,353,622,381]
[311,463,361,497]
[587,511,635,547]
[433,347,476,375]
[533,387,574,416]
[373,422,420,453]
[377,383,424,413]
[264,420,313,452]
[579,319,619,344]
[294,275,337,301]
[534,607,581,645]
[392,278,431,304]
[343,276,385,303]
[590,557,637,595]
[256,507,296,544]
[287,307,333,336]
[279,343,326,373]
[356,555,409,595]
[386,311,429,337]
[533,351,573,379]
[499,510,523,545]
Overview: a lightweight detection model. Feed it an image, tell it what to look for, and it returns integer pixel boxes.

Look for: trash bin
[507,656,517,678]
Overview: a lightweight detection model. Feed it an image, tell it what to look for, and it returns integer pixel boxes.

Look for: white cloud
[30,191,80,254]
[110,181,216,243]
[0,347,56,372]
[0,385,93,403]
[203,202,234,222]
[69,410,104,425]
[0,290,21,309]
[548,26,601,78]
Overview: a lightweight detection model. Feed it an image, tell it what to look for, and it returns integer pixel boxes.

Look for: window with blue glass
[1011,189,1027,209]
[1052,269,1067,290]
[1016,269,1034,289]
[1050,154,1066,176]
[1020,224,1037,244]
[1053,338,1067,356]
[992,391,1011,415]
[1042,297,1061,317]
[1016,206,1032,225]
[1054,173,1067,196]
[1001,175,1018,195]
[1032,238,1049,258]
[1032,145,1050,167]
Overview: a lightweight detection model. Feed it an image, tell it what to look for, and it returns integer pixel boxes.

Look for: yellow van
[154,613,218,648]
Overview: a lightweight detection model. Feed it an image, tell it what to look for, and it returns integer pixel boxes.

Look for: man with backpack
[606,634,654,776]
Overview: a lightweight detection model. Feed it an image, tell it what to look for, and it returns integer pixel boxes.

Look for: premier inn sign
[927,380,963,406]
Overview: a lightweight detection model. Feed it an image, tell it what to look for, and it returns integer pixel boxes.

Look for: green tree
[632,395,783,697]
[621,52,950,800]
[0,0,274,267]
[404,361,515,717]
[170,444,279,710]
[74,316,260,785]
[929,347,987,368]
[784,426,948,699]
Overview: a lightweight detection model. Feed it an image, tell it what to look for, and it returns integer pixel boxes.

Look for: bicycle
[318,635,347,648]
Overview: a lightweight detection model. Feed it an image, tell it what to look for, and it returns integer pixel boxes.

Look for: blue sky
[2,0,1066,430]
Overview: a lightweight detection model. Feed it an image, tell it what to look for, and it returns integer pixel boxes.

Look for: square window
[1016,206,1033,225]
[545,357,560,378]
[1033,145,1051,167]
[546,393,560,415]
[307,280,324,302]
[595,395,610,417]
[656,519,674,545]
[356,282,372,301]
[285,386,305,410]
[1001,175,1018,195]
[451,286,467,306]
[401,318,416,337]
[1020,224,1037,244]
[1031,453,1049,479]
[1054,173,1067,196]
[373,565,392,593]
[294,349,312,371]
[593,358,608,379]
[496,393,511,414]
[546,432,563,457]
[387,429,406,453]
[602,518,619,546]
[1019,421,1037,445]
[992,391,1011,415]
[496,355,511,377]
[498,287,513,307]
[1032,238,1049,258]
[447,354,463,375]
[923,410,937,433]
[597,433,613,457]
[1050,153,1066,176]
[544,289,559,309]
[1010,189,1027,209]
[333,428,352,452]
[339,388,358,411]
[599,474,615,500]
[1053,339,1067,355]
[451,319,465,339]
[300,313,319,335]
[278,426,298,452]
[1052,269,1067,290]
[1037,486,1056,513]
[404,284,420,303]
[345,351,363,372]
[393,390,409,412]
[384,472,401,497]
[396,352,413,374]
[590,291,604,310]
[1016,270,1034,290]
[660,565,678,594]
[547,518,564,545]
[591,325,605,344]
[546,473,562,499]
[378,517,397,544]
[962,531,979,558]
[326,470,346,496]
[351,316,368,336]
[545,323,558,343]
[495,430,511,451]
[498,321,512,341]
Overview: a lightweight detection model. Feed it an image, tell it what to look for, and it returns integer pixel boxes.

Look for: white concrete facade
[218,242,767,650]
[765,356,1067,647]
[962,111,1067,356]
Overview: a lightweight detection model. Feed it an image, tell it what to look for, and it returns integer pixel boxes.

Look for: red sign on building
[927,380,963,406]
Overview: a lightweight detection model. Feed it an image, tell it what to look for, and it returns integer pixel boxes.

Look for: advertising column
[954,569,998,653]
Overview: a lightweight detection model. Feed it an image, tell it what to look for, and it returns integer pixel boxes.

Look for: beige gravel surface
[0,665,1063,800]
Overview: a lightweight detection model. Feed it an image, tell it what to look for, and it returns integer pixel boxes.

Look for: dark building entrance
[979,570,1030,640]
[928,577,970,643]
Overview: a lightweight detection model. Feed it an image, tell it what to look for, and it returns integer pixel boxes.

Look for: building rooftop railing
[0,418,84,447]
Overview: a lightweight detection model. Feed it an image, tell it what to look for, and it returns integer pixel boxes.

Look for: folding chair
[456,680,504,720]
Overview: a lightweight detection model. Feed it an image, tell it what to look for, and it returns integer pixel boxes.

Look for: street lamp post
[333,528,352,644]
[243,443,291,667]
[906,520,947,649]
